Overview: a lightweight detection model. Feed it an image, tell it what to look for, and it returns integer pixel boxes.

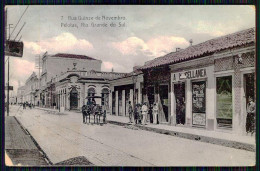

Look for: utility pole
[6,8,13,116]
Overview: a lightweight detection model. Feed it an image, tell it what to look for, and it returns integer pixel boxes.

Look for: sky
[5,5,255,95]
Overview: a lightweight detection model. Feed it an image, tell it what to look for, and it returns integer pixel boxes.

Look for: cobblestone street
[6,105,255,166]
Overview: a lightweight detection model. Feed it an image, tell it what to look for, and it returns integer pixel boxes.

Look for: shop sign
[172,68,207,82]
[192,81,206,126]
[192,113,206,126]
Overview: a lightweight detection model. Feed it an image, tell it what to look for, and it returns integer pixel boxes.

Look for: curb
[107,120,255,152]
[13,116,53,165]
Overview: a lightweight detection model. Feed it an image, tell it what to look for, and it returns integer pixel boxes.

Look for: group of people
[21,102,34,109]
[128,101,159,125]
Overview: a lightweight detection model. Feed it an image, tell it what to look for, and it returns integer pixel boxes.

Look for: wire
[14,22,26,40]
[9,6,29,40]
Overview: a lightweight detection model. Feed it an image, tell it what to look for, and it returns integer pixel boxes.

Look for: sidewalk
[35,107,256,152]
[5,116,51,166]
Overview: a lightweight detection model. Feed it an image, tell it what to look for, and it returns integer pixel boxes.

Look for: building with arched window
[55,66,125,112]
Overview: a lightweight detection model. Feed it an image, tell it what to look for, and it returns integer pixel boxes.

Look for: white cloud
[24,32,94,54]
[111,37,148,55]
[146,36,189,56]
[6,58,36,94]
[111,36,189,57]
[102,61,114,70]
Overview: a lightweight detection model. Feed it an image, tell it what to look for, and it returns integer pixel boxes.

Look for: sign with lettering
[172,68,207,82]
[5,86,13,91]
[192,81,206,126]
[5,41,24,57]
[192,113,206,126]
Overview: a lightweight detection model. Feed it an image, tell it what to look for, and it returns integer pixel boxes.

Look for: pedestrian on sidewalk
[141,102,148,125]
[102,102,108,124]
[246,96,255,135]
[134,104,140,124]
[23,102,26,110]
[128,101,133,123]
[153,102,159,124]
[82,105,88,124]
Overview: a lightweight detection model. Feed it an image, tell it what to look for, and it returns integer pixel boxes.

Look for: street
[7,105,255,166]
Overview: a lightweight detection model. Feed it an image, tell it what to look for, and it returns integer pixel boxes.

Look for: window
[216,76,232,128]
[87,87,96,97]
[101,88,109,106]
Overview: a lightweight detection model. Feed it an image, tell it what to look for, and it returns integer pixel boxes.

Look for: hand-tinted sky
[5,5,255,95]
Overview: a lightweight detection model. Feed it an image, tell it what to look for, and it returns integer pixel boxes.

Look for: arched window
[88,87,96,97]
[101,88,109,106]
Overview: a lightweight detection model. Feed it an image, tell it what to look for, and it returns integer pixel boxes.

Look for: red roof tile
[52,53,98,60]
[141,27,255,69]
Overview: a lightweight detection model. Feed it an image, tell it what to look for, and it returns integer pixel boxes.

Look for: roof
[109,66,143,81]
[52,53,98,60]
[141,27,255,70]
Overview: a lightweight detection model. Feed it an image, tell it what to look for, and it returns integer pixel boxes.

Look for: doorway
[70,87,78,110]
[159,85,169,122]
[174,83,185,125]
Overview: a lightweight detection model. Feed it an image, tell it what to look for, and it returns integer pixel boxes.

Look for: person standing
[128,101,133,123]
[246,96,255,135]
[153,102,159,124]
[141,102,148,125]
[134,104,138,124]
[82,104,87,124]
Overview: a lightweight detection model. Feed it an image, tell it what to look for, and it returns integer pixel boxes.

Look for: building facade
[141,27,255,135]
[55,65,125,112]
[39,53,103,108]
[23,72,39,105]
[17,86,25,104]
[109,67,143,116]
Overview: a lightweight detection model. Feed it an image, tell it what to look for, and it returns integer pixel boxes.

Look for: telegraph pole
[7,24,13,116]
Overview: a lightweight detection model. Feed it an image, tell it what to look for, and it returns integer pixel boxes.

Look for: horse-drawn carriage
[82,96,106,124]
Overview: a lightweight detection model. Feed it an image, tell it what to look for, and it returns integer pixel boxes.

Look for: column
[115,91,118,116]
[130,89,134,106]
[186,80,192,126]
[170,82,176,125]
[66,89,69,110]
[122,90,126,116]
[206,66,215,130]
[109,90,112,115]
[81,84,85,107]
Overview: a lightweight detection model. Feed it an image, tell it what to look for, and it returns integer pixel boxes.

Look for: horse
[82,104,104,124]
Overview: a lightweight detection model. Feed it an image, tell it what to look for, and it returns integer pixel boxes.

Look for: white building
[39,53,102,107]
[17,86,25,104]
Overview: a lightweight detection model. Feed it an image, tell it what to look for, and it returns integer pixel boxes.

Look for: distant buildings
[17,53,125,111]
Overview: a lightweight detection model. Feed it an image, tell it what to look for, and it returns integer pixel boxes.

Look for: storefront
[170,56,215,129]
[214,46,255,134]
[109,69,143,116]
[142,66,171,124]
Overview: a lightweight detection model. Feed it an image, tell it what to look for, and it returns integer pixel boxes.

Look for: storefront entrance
[118,90,123,116]
[147,86,155,106]
[244,73,255,133]
[174,83,185,125]
[125,89,130,116]
[112,91,115,115]
[244,73,255,106]
[159,85,169,122]
[192,81,206,127]
[70,88,78,110]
